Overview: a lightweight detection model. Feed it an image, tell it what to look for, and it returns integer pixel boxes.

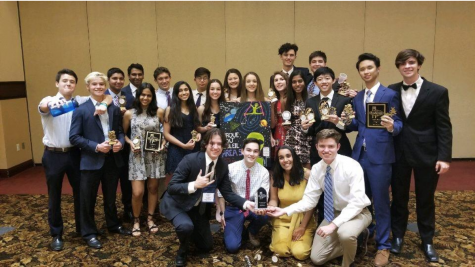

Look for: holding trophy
[282,111,292,126]
[300,107,316,124]
[339,104,356,126]
[210,114,217,127]
[267,87,278,103]
[108,131,117,145]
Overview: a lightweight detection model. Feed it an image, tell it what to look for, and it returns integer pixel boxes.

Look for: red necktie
[243,169,250,217]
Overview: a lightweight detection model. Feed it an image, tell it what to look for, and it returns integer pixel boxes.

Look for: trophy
[339,104,355,126]
[144,131,162,152]
[384,107,397,117]
[319,100,331,120]
[132,136,141,150]
[338,81,351,96]
[255,187,267,209]
[191,130,199,142]
[108,131,117,145]
[210,114,217,127]
[366,103,387,128]
[119,95,127,111]
[282,111,292,126]
[267,88,278,103]
[300,108,316,124]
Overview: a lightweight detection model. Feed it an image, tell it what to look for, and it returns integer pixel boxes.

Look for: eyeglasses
[196,76,209,81]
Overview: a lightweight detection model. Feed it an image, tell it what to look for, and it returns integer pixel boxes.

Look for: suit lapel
[392,82,407,120]
[407,80,430,120]
[314,95,322,119]
[87,100,104,132]
[373,84,386,103]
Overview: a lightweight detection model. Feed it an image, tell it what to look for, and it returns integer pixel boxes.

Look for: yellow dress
[269,179,317,260]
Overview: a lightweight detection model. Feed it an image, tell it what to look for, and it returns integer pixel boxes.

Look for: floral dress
[284,100,312,164]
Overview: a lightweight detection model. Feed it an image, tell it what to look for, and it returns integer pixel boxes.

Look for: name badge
[202,182,217,203]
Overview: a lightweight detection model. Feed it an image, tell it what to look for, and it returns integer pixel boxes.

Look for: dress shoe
[421,243,439,262]
[122,210,133,223]
[390,237,404,254]
[357,228,369,256]
[248,232,260,247]
[85,237,102,249]
[374,249,390,266]
[50,236,64,251]
[110,226,132,236]
[175,253,187,267]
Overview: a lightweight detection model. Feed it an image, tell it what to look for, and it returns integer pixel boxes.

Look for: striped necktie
[324,165,334,222]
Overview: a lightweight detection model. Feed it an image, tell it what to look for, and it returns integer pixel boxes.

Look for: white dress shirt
[218,160,270,200]
[90,98,110,141]
[156,87,173,110]
[284,154,371,227]
[187,152,217,195]
[364,82,380,105]
[401,76,423,117]
[130,83,138,98]
[320,88,334,102]
[39,93,89,148]
[192,89,206,106]
[283,66,295,77]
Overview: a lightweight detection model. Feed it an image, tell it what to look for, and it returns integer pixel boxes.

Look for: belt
[45,146,73,153]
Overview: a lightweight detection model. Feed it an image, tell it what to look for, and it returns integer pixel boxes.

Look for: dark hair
[202,79,225,124]
[153,66,171,80]
[313,67,335,82]
[167,81,200,128]
[395,49,425,68]
[194,67,211,78]
[201,128,228,151]
[241,138,261,149]
[272,146,304,189]
[127,63,144,75]
[278,43,299,55]
[270,71,289,99]
[356,53,380,70]
[285,70,308,111]
[107,67,124,80]
[240,72,265,102]
[309,51,327,64]
[132,83,158,117]
[223,68,243,98]
[55,69,78,83]
[316,129,341,144]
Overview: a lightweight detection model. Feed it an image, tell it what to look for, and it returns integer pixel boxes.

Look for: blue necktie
[196,93,202,107]
[324,165,334,222]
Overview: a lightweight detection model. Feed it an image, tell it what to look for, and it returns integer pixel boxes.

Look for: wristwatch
[220,211,224,216]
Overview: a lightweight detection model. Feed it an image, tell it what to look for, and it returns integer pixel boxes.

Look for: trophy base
[108,140,117,146]
[271,98,278,103]
[321,115,329,120]
[308,119,315,124]
[210,124,217,128]
[338,120,346,127]
[120,107,126,111]
[282,121,291,126]
[338,91,348,96]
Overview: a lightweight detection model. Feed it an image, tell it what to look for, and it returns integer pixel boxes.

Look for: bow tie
[402,83,417,91]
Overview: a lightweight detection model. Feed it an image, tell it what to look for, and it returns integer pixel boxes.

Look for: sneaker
[374,249,390,266]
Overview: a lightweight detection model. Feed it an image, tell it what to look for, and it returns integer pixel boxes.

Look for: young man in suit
[346,53,403,266]
[388,49,452,262]
[70,72,131,249]
[160,128,256,267]
[105,67,133,223]
[267,129,372,267]
[192,67,210,107]
[270,43,312,87]
[153,66,173,109]
[122,63,144,108]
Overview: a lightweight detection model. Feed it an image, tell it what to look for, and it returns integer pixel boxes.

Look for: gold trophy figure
[132,136,141,150]
[384,107,397,117]
[210,114,217,127]
[191,130,199,142]
[338,81,351,96]
[119,96,127,111]
[268,88,278,103]
[319,100,331,120]
[108,131,117,145]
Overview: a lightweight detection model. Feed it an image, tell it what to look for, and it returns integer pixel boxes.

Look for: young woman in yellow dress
[268,146,316,260]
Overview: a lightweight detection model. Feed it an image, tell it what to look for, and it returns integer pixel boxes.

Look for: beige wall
[0,1,31,169]
[15,1,475,162]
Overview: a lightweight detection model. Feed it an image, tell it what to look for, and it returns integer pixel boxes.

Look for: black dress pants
[80,156,121,239]
[172,206,213,255]
[42,148,81,237]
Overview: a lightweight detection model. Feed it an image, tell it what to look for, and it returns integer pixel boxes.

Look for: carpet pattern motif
[0,191,474,266]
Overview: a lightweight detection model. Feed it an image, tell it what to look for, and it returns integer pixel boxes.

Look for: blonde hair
[84,71,107,84]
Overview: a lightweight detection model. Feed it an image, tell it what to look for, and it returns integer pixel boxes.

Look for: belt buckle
[61,147,66,152]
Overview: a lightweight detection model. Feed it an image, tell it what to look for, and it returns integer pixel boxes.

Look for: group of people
[39,42,452,267]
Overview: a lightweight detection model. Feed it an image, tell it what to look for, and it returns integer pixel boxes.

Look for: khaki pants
[310,208,372,267]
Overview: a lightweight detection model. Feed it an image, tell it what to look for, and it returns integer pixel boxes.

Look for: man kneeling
[267,129,371,267]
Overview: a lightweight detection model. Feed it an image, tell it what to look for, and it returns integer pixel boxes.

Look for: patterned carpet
[0,191,474,267]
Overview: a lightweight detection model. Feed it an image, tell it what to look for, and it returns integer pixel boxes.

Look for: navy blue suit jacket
[69,99,125,170]
[347,84,403,164]
[120,85,135,110]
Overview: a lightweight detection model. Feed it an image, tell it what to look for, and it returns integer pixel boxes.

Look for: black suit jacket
[305,93,353,164]
[160,152,246,221]
[269,66,313,88]
[388,79,452,166]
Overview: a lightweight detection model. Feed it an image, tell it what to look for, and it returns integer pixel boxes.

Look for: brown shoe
[248,232,260,247]
[374,249,390,266]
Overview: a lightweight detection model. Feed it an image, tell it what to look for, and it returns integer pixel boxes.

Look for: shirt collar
[283,66,295,75]
[365,82,381,95]
[321,89,334,101]
[107,89,121,98]
[130,83,138,93]
[402,75,423,89]
[205,152,217,169]
[156,87,171,95]
[325,154,340,171]
[240,159,256,171]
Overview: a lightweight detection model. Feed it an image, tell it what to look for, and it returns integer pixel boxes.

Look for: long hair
[271,71,289,100]
[168,81,200,128]
[272,146,305,189]
[202,79,225,124]
[240,72,265,102]
[285,70,308,111]
[223,68,242,98]
[132,83,158,117]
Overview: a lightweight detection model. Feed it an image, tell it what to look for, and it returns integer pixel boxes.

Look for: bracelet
[99,102,108,107]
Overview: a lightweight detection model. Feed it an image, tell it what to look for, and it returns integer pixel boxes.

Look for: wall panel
[156,2,226,83]
[0,1,24,82]
[365,2,437,86]
[225,2,294,85]
[434,2,475,158]
[87,1,158,83]
[19,2,91,163]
